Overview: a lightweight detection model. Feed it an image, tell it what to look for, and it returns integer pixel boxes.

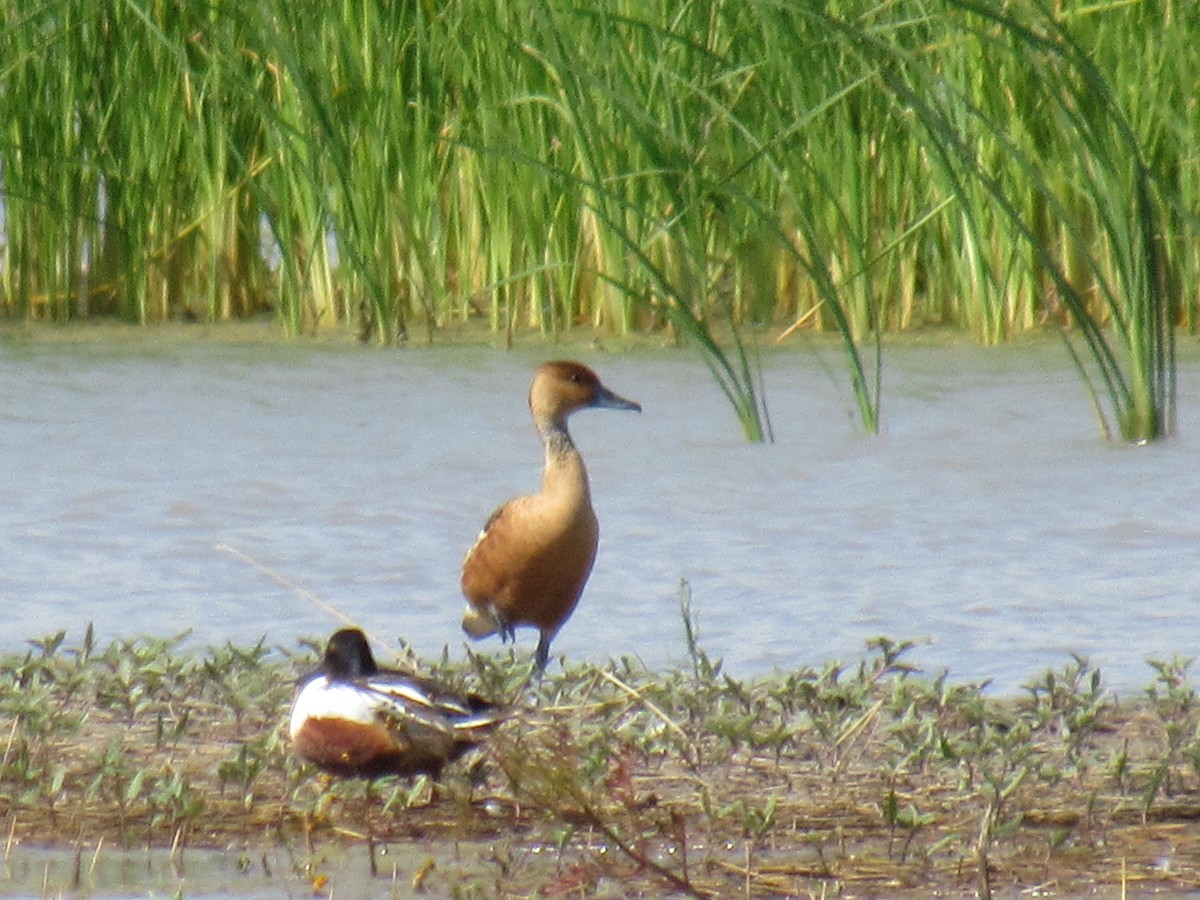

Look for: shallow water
[0,837,501,898]
[2,334,1199,696]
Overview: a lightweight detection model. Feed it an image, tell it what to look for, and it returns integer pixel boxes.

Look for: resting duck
[289,628,501,778]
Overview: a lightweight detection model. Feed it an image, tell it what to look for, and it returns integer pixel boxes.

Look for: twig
[169,825,185,878]
[88,837,104,879]
[775,303,824,342]
[1,717,18,771]
[834,698,884,776]
[4,816,17,862]
[592,667,695,757]
[216,542,395,654]
[70,839,82,890]
[575,798,713,899]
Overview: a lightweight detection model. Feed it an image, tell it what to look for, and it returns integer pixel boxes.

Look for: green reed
[0,0,1193,440]
[900,0,1179,442]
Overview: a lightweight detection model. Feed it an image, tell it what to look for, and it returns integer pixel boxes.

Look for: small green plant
[4,628,1200,894]
[1141,655,1199,810]
[146,767,205,835]
[882,786,935,863]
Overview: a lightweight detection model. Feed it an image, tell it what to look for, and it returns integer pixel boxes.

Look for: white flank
[288,678,379,736]
[290,673,500,740]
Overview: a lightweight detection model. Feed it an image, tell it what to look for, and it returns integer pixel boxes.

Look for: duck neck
[538,419,591,502]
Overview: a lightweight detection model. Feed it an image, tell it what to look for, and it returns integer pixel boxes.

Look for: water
[2,332,1198,696]
[0,837,500,898]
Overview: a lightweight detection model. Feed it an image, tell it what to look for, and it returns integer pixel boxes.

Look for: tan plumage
[461,361,640,669]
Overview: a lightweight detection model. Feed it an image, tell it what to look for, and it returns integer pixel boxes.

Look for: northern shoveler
[289,628,502,778]
[460,361,640,669]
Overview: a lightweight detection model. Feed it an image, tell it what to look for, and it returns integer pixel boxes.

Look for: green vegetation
[0,1,1194,441]
[3,611,1200,896]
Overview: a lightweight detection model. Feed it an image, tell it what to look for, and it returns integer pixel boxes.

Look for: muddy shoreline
[3,631,1200,897]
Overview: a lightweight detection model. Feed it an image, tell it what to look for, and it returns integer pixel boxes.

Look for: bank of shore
[2,630,1198,897]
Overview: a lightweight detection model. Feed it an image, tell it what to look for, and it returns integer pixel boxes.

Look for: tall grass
[0,1,1193,440]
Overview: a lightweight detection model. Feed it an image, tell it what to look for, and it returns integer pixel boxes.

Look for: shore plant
[2,625,1200,895]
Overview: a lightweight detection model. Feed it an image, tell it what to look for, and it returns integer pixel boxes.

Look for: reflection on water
[0,837,499,898]
[2,336,1199,695]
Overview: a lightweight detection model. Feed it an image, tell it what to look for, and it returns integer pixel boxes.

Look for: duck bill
[592,385,641,413]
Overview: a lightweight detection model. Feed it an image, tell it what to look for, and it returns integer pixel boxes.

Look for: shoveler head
[321,627,379,677]
[529,361,641,431]
[289,628,502,779]
[461,361,639,671]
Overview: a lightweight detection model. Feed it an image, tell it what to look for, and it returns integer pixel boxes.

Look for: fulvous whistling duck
[289,628,502,779]
[460,360,641,669]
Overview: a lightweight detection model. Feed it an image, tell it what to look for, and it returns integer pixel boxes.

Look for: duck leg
[534,632,551,671]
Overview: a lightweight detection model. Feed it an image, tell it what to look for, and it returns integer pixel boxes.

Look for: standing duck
[289,628,502,779]
[460,361,640,669]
